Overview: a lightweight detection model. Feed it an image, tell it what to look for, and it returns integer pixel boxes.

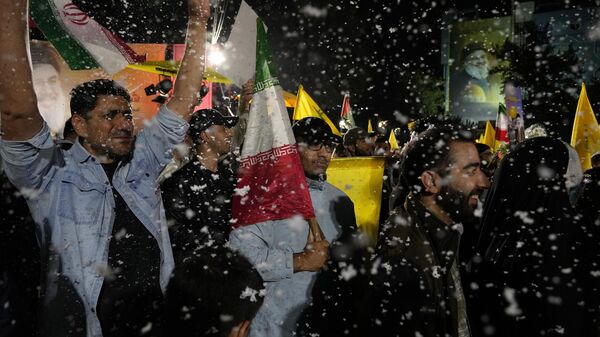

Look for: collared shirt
[229,177,357,337]
[0,105,188,337]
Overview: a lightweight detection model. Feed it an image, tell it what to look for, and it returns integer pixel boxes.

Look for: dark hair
[592,152,600,168]
[475,142,491,155]
[410,115,472,134]
[165,246,265,337]
[401,127,474,195]
[70,79,131,118]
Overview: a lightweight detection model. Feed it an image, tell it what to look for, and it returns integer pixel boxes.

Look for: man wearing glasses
[229,117,357,337]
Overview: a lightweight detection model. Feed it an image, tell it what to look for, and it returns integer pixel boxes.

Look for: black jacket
[374,194,464,337]
[161,157,236,262]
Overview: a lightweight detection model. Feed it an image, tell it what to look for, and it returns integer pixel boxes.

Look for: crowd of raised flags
[476,82,600,171]
[30,0,600,239]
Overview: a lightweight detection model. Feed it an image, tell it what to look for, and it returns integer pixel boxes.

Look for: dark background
[55,0,600,129]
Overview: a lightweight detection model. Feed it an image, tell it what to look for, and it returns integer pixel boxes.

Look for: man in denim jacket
[0,0,210,336]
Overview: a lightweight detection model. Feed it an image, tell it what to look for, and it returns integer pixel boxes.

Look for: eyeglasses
[301,142,336,152]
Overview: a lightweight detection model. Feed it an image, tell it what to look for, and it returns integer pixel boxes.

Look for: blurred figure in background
[471,138,592,337]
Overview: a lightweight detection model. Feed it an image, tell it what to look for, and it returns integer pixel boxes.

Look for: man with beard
[30,41,70,139]
[452,43,492,104]
[374,127,489,337]
[0,0,210,336]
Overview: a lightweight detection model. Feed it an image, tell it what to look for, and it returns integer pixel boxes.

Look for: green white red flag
[340,94,356,129]
[231,19,314,227]
[495,102,509,147]
[30,0,145,74]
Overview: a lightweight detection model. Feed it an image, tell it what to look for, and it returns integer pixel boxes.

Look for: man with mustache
[0,0,210,336]
[229,117,357,337]
[162,109,238,261]
[374,127,489,337]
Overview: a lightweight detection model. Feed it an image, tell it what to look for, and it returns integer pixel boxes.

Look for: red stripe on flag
[496,129,508,143]
[232,144,315,228]
[341,95,350,118]
[100,26,146,63]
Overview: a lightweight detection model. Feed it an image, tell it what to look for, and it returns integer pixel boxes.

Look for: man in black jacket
[375,127,489,337]
[161,109,238,262]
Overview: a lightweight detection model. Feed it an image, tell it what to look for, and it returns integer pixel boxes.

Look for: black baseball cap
[188,109,238,139]
[343,127,375,147]
[292,117,342,144]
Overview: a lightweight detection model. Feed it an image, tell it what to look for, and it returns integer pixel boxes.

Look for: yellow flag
[282,90,296,108]
[570,83,600,171]
[368,119,374,133]
[389,128,400,150]
[293,85,341,136]
[326,157,385,245]
[483,120,496,150]
[407,121,415,131]
[126,61,232,84]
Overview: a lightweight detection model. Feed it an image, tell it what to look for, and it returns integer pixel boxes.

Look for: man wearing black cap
[161,109,238,262]
[343,127,376,157]
[229,117,357,337]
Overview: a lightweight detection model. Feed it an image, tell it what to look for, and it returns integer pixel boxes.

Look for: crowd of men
[2,1,600,337]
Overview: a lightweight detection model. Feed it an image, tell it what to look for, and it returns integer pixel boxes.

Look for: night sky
[66,0,597,127]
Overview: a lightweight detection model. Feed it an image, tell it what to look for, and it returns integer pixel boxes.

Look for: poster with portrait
[448,17,512,122]
[29,41,168,138]
[30,41,243,139]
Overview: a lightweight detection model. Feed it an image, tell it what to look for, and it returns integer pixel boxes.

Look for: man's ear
[199,130,212,144]
[420,170,441,194]
[71,114,88,138]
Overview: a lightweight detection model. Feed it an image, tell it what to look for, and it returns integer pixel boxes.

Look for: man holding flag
[228,20,356,337]
[0,0,209,335]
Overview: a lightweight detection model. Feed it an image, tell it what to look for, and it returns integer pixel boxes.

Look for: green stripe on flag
[30,0,99,70]
[253,18,279,93]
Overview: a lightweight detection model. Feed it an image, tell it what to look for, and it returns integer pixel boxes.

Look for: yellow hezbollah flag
[326,157,385,244]
[570,83,600,171]
[368,119,374,133]
[389,128,400,150]
[483,120,496,150]
[293,85,341,136]
[126,61,232,84]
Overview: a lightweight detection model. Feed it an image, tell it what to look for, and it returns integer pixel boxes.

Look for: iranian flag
[340,94,356,128]
[231,19,314,228]
[30,0,145,74]
[495,102,509,148]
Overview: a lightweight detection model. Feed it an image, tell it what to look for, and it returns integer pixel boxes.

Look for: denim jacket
[0,105,188,337]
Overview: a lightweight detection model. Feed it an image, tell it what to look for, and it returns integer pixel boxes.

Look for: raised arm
[166,0,210,122]
[0,0,44,140]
